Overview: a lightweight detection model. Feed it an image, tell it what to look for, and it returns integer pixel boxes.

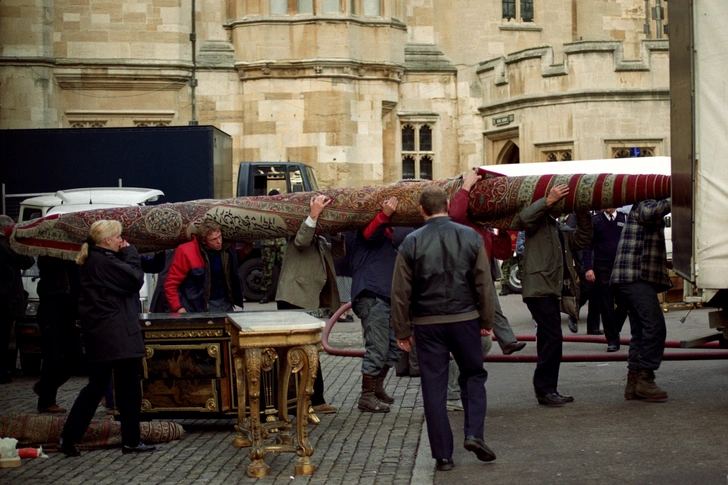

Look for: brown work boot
[635,369,668,402]
[624,369,643,400]
[374,367,395,404]
[358,375,390,413]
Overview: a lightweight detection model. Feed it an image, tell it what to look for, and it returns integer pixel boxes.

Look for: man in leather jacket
[392,186,496,472]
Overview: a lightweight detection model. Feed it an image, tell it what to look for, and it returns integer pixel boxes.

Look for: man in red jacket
[449,172,527,356]
[164,220,244,313]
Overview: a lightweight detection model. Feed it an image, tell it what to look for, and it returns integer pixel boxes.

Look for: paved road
[2,293,728,484]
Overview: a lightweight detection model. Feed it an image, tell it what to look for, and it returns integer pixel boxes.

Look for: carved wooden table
[228,311,324,478]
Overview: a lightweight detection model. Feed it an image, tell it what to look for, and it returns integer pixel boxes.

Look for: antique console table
[228,311,324,478]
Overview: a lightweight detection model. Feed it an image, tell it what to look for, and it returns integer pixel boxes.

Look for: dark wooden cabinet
[111,312,296,419]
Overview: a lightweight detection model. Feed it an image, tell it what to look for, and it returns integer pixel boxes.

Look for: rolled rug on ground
[0,413,184,451]
[7,173,670,260]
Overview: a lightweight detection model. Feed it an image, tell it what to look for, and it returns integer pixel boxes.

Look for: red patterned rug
[7,173,670,260]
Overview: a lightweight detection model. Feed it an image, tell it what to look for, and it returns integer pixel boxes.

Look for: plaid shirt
[611,199,672,291]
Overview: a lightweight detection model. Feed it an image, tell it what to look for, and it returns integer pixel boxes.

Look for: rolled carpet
[7,173,670,260]
[0,413,184,451]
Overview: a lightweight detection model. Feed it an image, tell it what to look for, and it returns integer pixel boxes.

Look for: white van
[15,187,164,373]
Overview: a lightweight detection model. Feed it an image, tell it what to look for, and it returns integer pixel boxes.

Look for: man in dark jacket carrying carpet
[392,186,496,472]
[0,215,34,384]
[351,197,402,413]
[519,184,592,407]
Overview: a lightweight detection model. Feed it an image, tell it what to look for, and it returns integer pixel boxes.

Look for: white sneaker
[446,399,464,411]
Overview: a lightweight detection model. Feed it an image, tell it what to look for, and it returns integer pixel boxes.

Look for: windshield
[305,166,320,191]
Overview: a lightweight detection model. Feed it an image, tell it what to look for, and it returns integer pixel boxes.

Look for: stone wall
[0,0,672,192]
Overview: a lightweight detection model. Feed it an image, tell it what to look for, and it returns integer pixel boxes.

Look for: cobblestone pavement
[0,322,428,485]
[6,295,727,485]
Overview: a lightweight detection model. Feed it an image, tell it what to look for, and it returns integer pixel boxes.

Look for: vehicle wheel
[239,258,279,302]
[506,262,522,294]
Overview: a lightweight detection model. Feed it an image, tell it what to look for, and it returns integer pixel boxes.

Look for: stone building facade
[0,0,670,190]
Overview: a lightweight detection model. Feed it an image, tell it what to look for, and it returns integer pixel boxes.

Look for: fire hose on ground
[323,303,728,362]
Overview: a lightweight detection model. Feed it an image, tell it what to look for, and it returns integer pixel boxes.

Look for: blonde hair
[76,220,123,264]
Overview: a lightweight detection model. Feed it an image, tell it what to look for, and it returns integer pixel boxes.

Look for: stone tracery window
[298,0,313,14]
[322,0,340,13]
[545,150,572,162]
[401,123,434,180]
[503,0,534,22]
[69,120,107,128]
[363,0,381,16]
[134,120,171,127]
[270,0,287,14]
[613,147,655,158]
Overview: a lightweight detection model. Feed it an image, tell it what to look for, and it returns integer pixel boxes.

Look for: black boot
[374,367,395,404]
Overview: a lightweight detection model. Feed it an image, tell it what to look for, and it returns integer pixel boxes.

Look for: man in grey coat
[275,194,345,415]
[519,184,592,406]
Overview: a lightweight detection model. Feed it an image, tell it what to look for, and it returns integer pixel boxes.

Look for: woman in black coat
[58,220,155,456]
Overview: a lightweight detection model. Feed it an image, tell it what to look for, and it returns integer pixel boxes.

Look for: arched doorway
[497,140,520,165]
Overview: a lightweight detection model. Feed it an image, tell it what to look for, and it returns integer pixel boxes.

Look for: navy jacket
[582,211,626,271]
[351,215,398,301]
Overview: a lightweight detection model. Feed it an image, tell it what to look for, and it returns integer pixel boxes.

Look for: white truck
[669,0,728,345]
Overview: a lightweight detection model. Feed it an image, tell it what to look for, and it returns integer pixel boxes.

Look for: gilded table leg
[275,346,294,446]
[287,344,319,475]
[244,347,270,478]
[232,350,251,448]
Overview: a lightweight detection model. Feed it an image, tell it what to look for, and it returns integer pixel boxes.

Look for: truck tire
[239,258,279,302]
[506,262,523,294]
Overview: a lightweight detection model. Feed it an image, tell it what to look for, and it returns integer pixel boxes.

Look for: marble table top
[228,311,325,334]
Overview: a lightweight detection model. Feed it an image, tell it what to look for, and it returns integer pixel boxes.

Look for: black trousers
[36,296,80,408]
[61,358,142,447]
[578,276,601,333]
[593,264,628,344]
[415,319,487,460]
[525,296,563,396]
[0,310,15,375]
[615,281,667,371]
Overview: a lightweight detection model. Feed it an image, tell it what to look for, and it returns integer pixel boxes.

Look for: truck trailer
[0,125,233,216]
[669,0,728,344]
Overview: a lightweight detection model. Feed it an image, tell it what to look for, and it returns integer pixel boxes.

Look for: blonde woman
[58,220,154,456]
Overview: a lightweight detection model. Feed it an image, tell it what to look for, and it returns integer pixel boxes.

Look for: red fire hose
[323,303,728,362]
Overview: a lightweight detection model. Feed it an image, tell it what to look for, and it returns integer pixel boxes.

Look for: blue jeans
[615,281,667,371]
[352,296,401,376]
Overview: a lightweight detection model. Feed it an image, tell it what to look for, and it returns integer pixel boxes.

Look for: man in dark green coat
[519,185,592,406]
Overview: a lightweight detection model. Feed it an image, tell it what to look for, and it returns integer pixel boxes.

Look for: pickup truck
[234,161,319,301]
